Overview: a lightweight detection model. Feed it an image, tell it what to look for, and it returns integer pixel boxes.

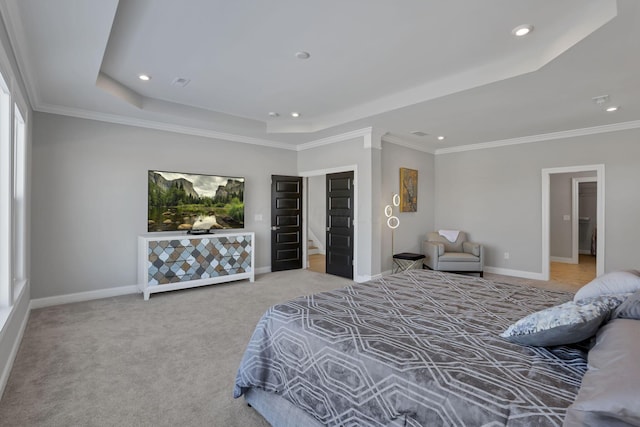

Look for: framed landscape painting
[399,167,418,212]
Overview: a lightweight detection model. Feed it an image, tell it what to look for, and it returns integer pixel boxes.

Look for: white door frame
[542,164,604,281]
[572,177,597,264]
[299,165,358,275]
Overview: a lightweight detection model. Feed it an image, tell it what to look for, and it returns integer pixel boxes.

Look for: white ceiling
[2,0,639,152]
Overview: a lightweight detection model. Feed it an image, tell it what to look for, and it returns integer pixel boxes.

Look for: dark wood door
[326,171,354,279]
[271,175,303,271]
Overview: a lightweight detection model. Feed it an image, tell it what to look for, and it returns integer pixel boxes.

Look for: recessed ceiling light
[606,106,619,112]
[138,74,151,81]
[291,112,301,118]
[512,24,533,37]
[295,51,311,60]
[437,136,446,141]
[268,112,279,117]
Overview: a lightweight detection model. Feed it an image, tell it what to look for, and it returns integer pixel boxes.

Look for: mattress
[234,269,588,426]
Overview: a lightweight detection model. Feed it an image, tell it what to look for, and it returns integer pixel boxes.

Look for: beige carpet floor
[0,269,577,426]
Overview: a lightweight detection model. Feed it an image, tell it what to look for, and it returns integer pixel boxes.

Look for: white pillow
[574,270,640,302]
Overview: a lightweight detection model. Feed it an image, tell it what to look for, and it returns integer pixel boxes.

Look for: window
[13,104,26,294]
[0,70,28,308]
[0,70,11,307]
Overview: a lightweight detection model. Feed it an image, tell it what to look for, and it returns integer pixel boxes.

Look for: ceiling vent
[410,131,429,137]
[171,77,191,88]
[592,94,609,105]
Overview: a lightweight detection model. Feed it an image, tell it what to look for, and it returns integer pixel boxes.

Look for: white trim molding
[0,282,30,400]
[296,127,373,151]
[30,285,139,309]
[299,164,359,282]
[356,273,379,283]
[436,120,640,155]
[484,266,545,281]
[550,256,576,264]
[35,103,297,151]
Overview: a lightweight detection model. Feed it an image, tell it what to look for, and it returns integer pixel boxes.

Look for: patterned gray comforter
[234,270,588,426]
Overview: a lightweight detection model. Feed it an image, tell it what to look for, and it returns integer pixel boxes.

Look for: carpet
[0,270,352,427]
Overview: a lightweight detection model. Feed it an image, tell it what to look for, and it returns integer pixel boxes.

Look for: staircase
[308,239,320,255]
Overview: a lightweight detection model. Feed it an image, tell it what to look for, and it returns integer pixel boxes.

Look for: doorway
[562,177,598,285]
[301,166,357,279]
[306,175,326,274]
[542,165,604,281]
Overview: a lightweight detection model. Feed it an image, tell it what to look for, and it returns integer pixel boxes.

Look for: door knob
[271,226,280,231]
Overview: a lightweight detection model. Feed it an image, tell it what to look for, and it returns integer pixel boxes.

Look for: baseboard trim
[30,285,139,309]
[484,266,545,281]
[0,284,30,400]
[255,266,271,275]
[32,266,270,309]
[550,256,576,264]
[355,274,376,283]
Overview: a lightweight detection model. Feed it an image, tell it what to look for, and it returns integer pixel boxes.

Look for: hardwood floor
[550,254,596,288]
[308,253,325,273]
[488,254,596,294]
[309,253,596,294]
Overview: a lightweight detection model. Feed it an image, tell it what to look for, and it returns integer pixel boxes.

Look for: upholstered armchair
[422,231,484,277]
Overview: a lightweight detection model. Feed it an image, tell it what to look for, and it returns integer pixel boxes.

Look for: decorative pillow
[500,295,626,347]
[574,270,640,302]
[613,289,640,320]
[564,319,640,426]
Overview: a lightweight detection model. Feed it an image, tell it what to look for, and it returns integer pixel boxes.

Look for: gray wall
[31,113,297,299]
[435,129,640,274]
[307,175,325,250]
[550,171,595,259]
[297,136,378,280]
[380,141,435,272]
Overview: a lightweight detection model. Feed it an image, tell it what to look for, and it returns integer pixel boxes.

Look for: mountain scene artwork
[147,170,244,232]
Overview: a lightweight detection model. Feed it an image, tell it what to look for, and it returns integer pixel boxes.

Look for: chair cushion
[439,252,479,262]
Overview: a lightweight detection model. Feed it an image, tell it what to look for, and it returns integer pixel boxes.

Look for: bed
[233,269,591,426]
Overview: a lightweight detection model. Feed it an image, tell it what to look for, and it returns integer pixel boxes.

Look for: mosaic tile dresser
[137,232,254,300]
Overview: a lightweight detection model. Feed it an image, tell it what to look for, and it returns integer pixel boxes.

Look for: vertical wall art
[399,167,418,212]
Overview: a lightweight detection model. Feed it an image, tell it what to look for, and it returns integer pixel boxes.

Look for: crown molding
[435,119,640,155]
[35,103,298,150]
[296,127,372,151]
[33,101,640,156]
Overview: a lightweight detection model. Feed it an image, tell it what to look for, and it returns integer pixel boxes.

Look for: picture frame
[399,167,418,212]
